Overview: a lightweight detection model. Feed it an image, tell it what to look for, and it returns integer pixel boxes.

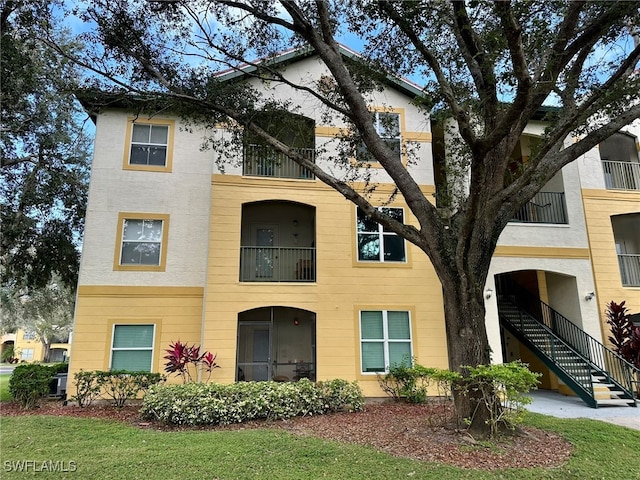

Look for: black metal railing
[619,254,640,287]
[510,191,567,224]
[499,297,597,407]
[243,144,315,179]
[602,160,640,191]
[500,282,637,402]
[239,246,315,282]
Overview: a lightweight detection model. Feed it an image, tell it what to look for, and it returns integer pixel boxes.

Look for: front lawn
[0,373,11,402]
[0,412,638,479]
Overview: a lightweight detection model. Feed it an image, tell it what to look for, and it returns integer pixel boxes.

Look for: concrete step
[596,398,636,406]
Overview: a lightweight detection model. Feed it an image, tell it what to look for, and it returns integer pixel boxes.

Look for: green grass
[0,412,639,479]
[0,373,11,402]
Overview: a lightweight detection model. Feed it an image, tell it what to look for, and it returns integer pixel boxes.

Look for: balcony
[243,144,315,180]
[240,201,316,283]
[602,160,640,191]
[619,254,640,287]
[510,191,568,225]
[240,246,315,282]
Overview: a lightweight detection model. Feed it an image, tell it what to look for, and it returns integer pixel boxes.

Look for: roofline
[215,43,424,99]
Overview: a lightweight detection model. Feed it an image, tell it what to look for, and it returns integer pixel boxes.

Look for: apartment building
[71,47,639,404]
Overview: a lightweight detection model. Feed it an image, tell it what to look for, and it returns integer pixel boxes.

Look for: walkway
[526,389,640,430]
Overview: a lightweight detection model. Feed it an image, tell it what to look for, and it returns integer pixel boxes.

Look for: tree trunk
[42,341,51,364]
[440,274,495,436]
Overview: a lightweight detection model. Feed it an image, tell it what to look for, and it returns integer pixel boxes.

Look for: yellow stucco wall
[202,176,448,397]
[68,286,204,383]
[581,189,640,343]
[13,329,44,362]
[10,329,69,363]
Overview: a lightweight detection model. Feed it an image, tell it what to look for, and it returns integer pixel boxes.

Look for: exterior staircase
[498,291,637,408]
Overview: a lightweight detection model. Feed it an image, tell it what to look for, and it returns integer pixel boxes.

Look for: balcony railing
[240,246,315,282]
[243,144,315,180]
[619,254,640,287]
[510,191,567,224]
[602,160,640,191]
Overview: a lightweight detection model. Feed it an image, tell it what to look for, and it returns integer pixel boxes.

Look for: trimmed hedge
[8,363,68,409]
[72,370,165,407]
[140,378,364,426]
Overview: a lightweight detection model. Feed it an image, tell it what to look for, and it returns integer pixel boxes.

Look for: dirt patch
[0,400,572,471]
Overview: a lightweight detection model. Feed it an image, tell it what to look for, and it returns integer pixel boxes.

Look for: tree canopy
[55,0,640,434]
[1,0,91,290]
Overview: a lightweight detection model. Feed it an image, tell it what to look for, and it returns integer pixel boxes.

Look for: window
[357,111,401,163]
[123,118,174,172]
[110,324,154,372]
[22,331,36,340]
[360,311,412,373]
[20,348,34,361]
[114,213,169,271]
[357,207,406,262]
[131,124,168,166]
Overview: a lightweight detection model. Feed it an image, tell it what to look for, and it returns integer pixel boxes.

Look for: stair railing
[499,299,596,407]
[501,282,637,402]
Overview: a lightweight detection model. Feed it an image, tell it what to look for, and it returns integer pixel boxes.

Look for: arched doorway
[236,307,316,382]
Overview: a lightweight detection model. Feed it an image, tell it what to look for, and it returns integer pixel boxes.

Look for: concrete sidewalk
[526,390,640,430]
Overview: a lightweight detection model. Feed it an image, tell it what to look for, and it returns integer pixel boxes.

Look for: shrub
[606,300,640,371]
[317,378,365,412]
[140,379,364,426]
[72,370,102,407]
[377,361,458,404]
[72,370,165,407]
[8,363,61,409]
[164,341,220,383]
[460,361,540,438]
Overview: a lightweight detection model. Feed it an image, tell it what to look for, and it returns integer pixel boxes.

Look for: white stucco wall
[212,55,434,187]
[576,119,640,190]
[498,161,589,248]
[483,256,602,364]
[78,111,213,286]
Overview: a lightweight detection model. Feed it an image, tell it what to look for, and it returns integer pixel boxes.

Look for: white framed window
[114,213,169,271]
[356,207,406,262]
[357,111,401,163]
[360,310,412,373]
[22,331,36,340]
[130,123,169,167]
[110,324,155,372]
[20,348,34,361]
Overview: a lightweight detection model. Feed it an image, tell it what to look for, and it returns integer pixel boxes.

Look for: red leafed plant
[606,301,640,373]
[164,341,220,383]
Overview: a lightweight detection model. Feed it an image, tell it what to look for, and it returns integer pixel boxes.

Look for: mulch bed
[0,400,572,471]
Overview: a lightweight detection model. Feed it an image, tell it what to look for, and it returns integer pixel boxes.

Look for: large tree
[1,278,74,362]
[1,0,91,290]
[59,0,640,434]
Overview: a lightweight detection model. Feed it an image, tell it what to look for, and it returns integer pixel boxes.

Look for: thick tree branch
[450,1,498,126]
[376,1,478,149]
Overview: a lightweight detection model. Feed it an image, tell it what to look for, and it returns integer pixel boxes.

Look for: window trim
[353,107,406,168]
[108,323,156,373]
[113,212,170,272]
[22,330,36,340]
[123,117,175,173]
[355,206,407,264]
[20,348,35,361]
[358,310,413,375]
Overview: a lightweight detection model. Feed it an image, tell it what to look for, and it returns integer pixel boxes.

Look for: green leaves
[140,378,364,426]
[1,1,90,290]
